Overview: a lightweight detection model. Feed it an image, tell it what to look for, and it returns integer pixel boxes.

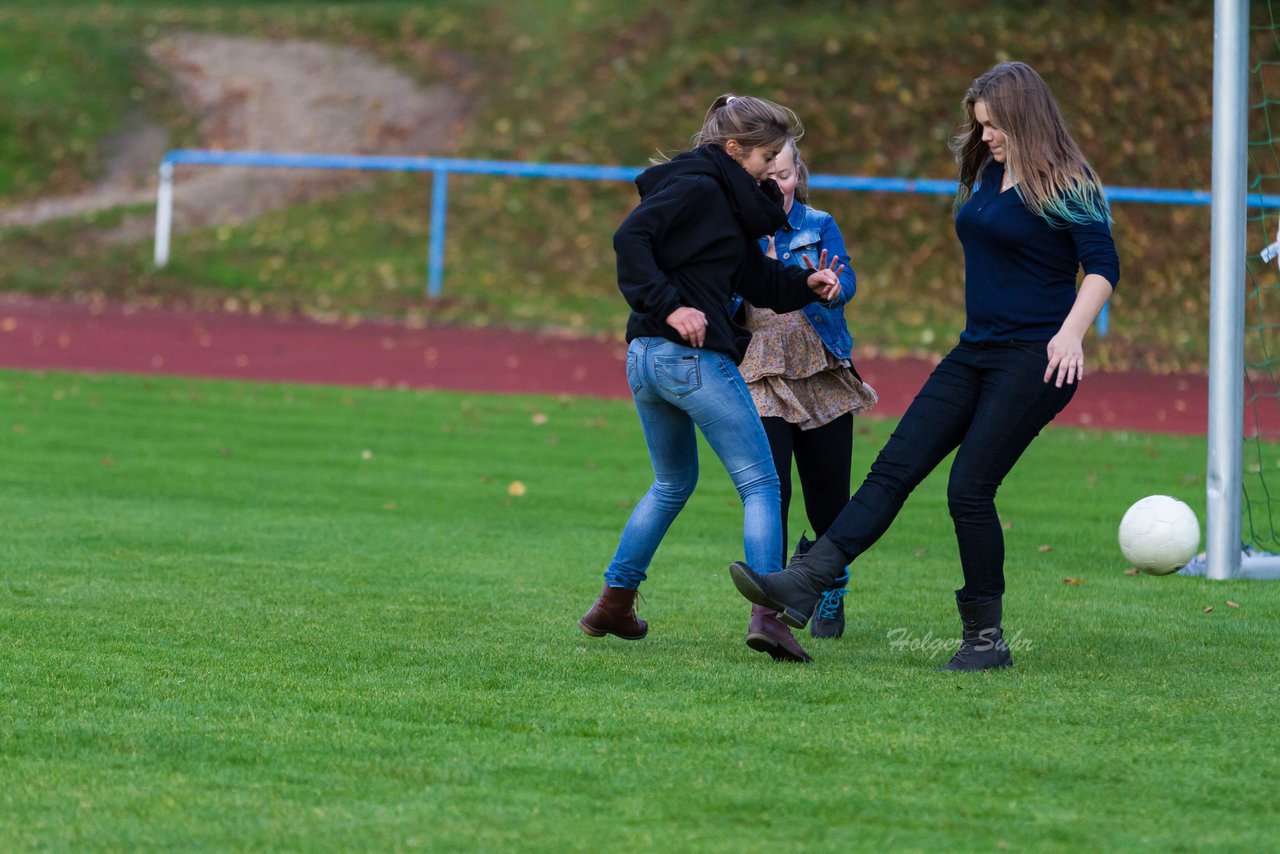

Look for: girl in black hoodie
[578,95,843,663]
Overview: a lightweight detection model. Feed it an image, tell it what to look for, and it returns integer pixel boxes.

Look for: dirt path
[0,32,470,239]
[0,293,1247,437]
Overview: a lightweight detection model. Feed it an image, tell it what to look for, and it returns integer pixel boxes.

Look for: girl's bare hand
[667,306,708,347]
[1044,331,1085,386]
[803,250,844,302]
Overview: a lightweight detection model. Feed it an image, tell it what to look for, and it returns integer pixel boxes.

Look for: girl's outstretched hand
[803,250,844,302]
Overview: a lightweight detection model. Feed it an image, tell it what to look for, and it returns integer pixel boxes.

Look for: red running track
[0,294,1263,436]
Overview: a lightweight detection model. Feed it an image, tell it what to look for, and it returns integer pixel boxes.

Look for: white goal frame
[1206,0,1280,580]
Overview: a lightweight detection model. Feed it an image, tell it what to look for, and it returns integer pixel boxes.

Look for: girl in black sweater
[579,95,843,663]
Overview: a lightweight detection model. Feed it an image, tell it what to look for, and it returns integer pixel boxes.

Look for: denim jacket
[731,202,857,360]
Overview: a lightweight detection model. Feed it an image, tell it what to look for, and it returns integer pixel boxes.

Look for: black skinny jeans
[761,413,852,565]
[824,340,1076,602]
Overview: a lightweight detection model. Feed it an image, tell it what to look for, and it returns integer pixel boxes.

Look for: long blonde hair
[950,62,1109,225]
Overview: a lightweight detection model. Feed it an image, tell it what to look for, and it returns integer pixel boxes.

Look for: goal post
[1206,0,1248,580]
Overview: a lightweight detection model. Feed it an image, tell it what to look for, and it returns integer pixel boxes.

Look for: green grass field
[2,368,1277,849]
[1,1,1275,848]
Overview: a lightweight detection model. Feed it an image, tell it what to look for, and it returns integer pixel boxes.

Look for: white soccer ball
[1118,495,1201,576]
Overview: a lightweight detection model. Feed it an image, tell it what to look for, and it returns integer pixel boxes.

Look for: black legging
[823,341,1075,602]
[761,413,853,564]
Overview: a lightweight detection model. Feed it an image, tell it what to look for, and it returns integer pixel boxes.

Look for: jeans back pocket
[626,352,643,394]
[654,354,702,398]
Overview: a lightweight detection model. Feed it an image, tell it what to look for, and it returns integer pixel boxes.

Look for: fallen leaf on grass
[1038,545,1053,552]
[1062,577,1084,585]
[507,481,526,497]
[1204,605,1214,613]
[1124,568,1140,575]
[1226,600,1240,608]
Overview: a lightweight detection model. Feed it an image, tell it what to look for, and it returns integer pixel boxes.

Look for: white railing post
[154,161,174,268]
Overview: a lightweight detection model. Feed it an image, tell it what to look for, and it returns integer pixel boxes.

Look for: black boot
[728,535,848,629]
[799,535,850,640]
[940,595,1012,671]
[810,584,847,640]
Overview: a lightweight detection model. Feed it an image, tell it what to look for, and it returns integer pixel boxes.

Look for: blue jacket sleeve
[817,213,857,308]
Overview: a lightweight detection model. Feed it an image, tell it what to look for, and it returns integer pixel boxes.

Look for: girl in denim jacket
[736,140,877,640]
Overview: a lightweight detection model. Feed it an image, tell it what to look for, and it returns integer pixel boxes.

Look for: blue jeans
[605,337,783,589]
[824,340,1076,601]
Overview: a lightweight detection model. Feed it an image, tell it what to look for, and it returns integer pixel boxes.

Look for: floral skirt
[738,305,877,431]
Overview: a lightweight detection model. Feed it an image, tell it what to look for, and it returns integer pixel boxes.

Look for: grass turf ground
[1,369,1277,849]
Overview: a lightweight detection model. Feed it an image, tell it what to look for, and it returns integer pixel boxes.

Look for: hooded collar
[635,144,789,239]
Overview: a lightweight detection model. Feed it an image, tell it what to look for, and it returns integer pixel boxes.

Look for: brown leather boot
[579,584,648,640]
[745,604,813,663]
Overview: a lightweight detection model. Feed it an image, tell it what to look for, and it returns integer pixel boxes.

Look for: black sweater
[613,144,821,363]
[956,161,1121,343]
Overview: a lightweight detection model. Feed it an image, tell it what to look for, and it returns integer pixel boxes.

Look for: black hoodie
[613,143,821,363]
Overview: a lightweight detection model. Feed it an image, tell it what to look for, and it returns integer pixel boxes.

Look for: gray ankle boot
[728,535,849,629]
[940,595,1013,671]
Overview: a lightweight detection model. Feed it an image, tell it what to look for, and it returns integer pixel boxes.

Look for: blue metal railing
[156,150,1280,338]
